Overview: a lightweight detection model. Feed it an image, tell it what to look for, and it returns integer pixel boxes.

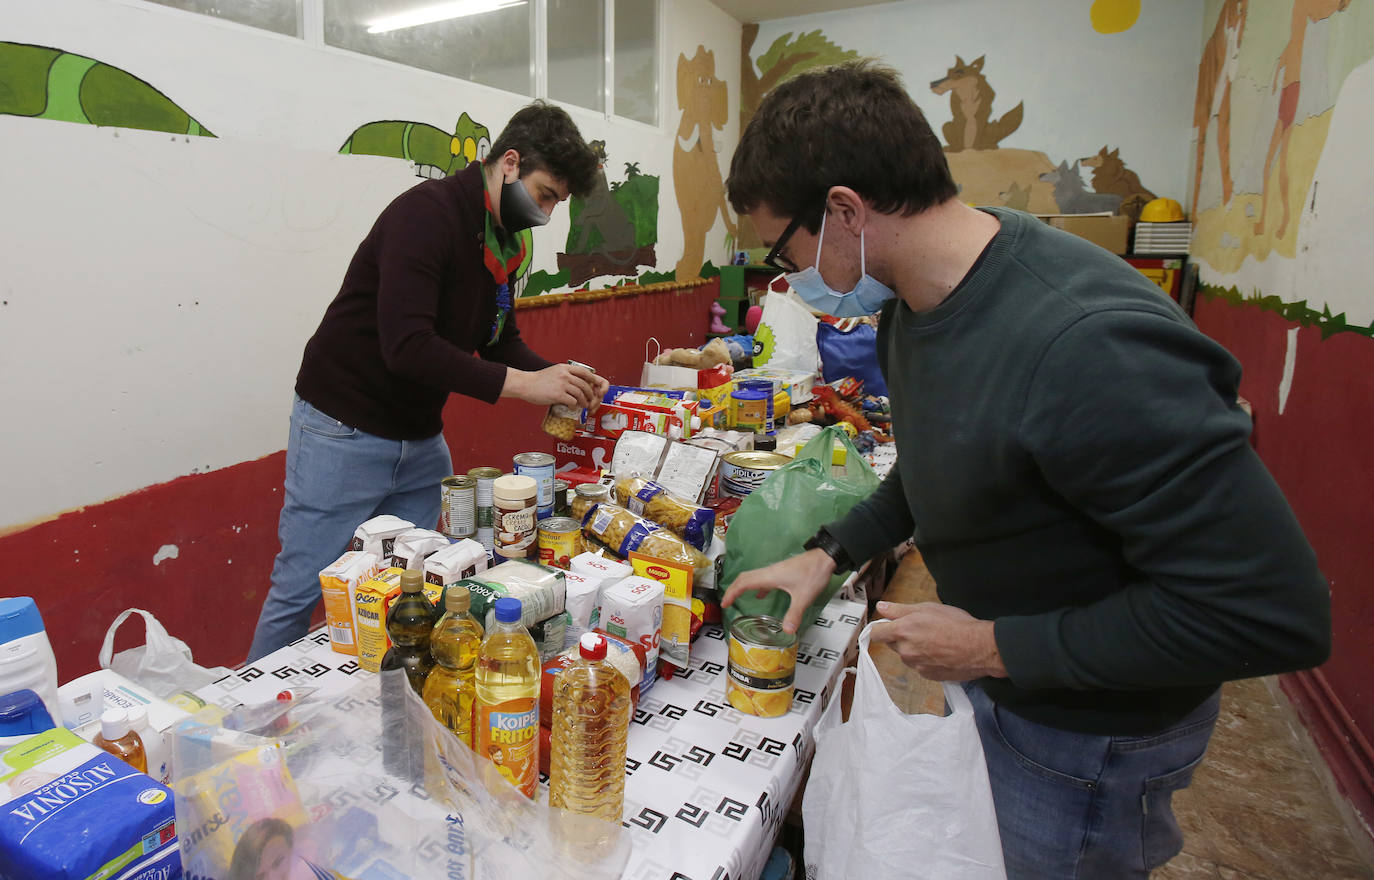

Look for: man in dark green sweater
[722,62,1330,878]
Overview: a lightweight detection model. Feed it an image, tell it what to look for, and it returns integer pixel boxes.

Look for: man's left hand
[869,602,1008,681]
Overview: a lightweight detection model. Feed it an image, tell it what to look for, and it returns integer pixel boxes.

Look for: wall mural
[0,41,213,135]
[558,140,659,286]
[673,46,736,281]
[742,33,1160,224]
[1192,0,1370,336]
[337,111,534,289]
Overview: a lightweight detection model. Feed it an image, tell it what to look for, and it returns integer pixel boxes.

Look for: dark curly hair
[485,101,600,199]
[727,61,957,232]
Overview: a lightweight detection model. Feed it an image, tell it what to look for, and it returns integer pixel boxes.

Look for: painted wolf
[930,55,1023,151]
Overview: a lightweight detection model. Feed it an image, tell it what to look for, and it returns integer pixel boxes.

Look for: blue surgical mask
[785,212,896,318]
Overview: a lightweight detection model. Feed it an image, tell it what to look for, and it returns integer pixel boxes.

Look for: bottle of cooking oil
[475,597,540,798]
[381,569,438,782]
[422,584,484,748]
[381,569,438,694]
[92,708,147,774]
[549,632,631,822]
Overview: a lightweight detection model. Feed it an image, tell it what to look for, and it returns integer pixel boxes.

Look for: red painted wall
[1193,294,1374,828]
[2,281,720,682]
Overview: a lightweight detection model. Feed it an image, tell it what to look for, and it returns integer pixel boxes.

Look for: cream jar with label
[493,474,539,562]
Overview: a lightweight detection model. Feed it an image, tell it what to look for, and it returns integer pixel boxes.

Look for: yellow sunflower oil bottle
[549,632,631,822]
[475,597,540,798]
[423,585,484,748]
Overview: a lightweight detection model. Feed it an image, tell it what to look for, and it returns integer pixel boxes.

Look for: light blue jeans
[965,682,1220,879]
[247,395,452,662]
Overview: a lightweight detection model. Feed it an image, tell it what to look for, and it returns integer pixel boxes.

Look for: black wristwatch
[803,528,853,574]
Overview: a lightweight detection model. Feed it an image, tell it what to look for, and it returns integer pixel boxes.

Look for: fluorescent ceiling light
[366,0,526,34]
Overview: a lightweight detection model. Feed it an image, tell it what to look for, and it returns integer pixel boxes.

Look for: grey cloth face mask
[499,172,550,234]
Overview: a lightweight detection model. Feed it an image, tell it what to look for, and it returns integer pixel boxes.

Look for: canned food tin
[513,452,556,519]
[570,483,613,523]
[731,388,770,434]
[726,615,798,717]
[718,451,790,498]
[476,525,495,553]
[537,516,582,570]
[552,478,571,519]
[439,475,476,538]
[739,379,776,433]
[468,467,502,529]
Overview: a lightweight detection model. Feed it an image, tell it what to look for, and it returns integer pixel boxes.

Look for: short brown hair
[727,61,957,231]
[486,101,600,199]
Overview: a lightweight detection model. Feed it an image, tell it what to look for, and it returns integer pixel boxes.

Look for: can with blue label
[513,452,556,520]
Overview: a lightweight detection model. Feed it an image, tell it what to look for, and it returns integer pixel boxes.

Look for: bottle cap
[578,632,607,661]
[445,586,472,614]
[0,596,46,642]
[493,597,523,623]
[493,474,537,502]
[100,708,130,741]
[126,704,149,731]
[0,690,54,737]
[400,570,425,593]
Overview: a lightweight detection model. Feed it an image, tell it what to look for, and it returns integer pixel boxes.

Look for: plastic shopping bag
[753,290,821,373]
[803,624,1007,879]
[721,425,878,634]
[817,317,889,397]
[99,608,233,699]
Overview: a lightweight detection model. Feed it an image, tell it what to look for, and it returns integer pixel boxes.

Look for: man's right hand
[502,363,600,409]
[721,549,837,634]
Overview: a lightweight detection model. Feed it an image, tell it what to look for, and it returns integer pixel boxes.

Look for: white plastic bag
[99,608,233,698]
[754,290,820,373]
[803,624,1007,879]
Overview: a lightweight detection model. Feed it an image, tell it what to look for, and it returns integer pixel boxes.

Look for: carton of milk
[0,727,180,880]
[598,575,664,693]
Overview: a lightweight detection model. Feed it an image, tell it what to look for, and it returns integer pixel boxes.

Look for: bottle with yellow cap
[423,585,484,748]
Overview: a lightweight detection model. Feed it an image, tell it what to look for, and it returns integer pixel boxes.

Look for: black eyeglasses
[763,213,808,274]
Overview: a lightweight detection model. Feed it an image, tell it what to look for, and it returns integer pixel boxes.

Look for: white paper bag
[640,337,700,389]
[754,290,820,373]
[803,624,1007,879]
[99,608,234,699]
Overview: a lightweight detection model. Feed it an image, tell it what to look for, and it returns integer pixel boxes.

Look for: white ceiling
[712,0,903,24]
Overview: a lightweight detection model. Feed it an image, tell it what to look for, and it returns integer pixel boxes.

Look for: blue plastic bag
[816,320,888,397]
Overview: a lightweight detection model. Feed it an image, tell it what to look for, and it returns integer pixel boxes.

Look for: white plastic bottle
[0,597,59,724]
[127,704,169,784]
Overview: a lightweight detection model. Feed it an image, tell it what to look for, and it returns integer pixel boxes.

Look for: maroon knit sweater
[295,162,552,440]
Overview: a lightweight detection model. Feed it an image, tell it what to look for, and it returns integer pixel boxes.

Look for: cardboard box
[1040,213,1131,255]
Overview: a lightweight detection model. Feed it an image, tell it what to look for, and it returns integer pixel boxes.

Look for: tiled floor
[870,548,1374,879]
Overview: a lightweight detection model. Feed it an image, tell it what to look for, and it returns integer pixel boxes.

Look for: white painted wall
[0,0,741,526]
[751,0,1203,204]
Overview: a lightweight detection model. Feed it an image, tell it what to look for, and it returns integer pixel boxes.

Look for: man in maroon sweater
[249,103,605,661]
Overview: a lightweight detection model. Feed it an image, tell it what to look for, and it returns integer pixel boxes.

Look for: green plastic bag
[721,425,880,635]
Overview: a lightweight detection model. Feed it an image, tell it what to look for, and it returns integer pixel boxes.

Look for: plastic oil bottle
[475,597,540,798]
[381,569,439,694]
[381,569,438,781]
[92,708,147,774]
[549,632,631,822]
[422,585,484,748]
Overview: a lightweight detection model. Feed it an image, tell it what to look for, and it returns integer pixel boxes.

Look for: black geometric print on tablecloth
[701,625,725,641]
[237,666,265,683]
[622,804,668,834]
[722,741,751,762]
[795,645,839,668]
[338,660,362,675]
[365,781,399,805]
[812,615,832,628]
[625,756,641,778]
[793,687,816,707]
[680,786,754,839]
[840,612,861,626]
[669,871,733,880]
[693,697,728,718]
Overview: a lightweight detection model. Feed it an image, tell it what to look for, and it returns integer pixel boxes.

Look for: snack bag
[579,503,710,580]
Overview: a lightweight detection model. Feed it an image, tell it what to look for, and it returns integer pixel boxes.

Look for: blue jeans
[247,395,452,662]
[965,682,1220,879]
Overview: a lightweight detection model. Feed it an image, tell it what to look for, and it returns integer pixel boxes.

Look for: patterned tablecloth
[194,597,867,880]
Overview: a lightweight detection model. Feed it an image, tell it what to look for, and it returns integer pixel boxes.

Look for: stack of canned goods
[439,475,476,539]
[467,467,502,551]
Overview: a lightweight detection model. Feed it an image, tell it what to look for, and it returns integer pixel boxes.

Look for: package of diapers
[0,727,180,880]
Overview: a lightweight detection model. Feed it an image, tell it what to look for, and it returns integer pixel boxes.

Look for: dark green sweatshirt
[827,208,1330,735]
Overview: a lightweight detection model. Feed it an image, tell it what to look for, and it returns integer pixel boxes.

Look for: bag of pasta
[613,476,715,551]
[580,503,710,580]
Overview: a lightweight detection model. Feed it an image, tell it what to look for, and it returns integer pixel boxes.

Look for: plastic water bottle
[475,597,540,798]
[0,597,59,724]
[549,632,631,822]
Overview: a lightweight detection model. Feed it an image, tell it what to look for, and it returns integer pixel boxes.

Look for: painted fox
[930,55,1023,151]
[1080,146,1155,221]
